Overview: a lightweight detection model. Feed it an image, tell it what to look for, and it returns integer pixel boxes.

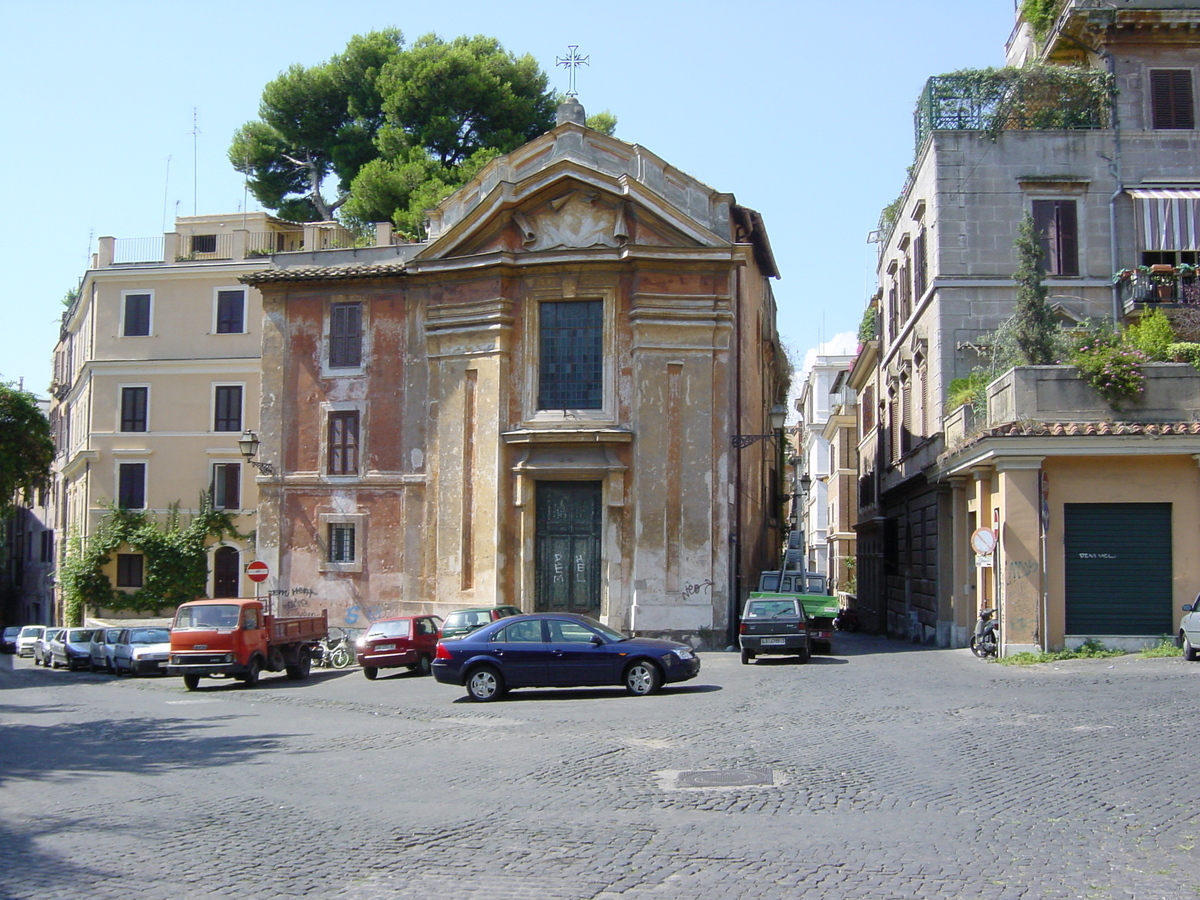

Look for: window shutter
[1151,70,1195,130]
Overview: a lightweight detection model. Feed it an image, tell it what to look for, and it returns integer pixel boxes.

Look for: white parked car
[1180,596,1200,661]
[16,625,45,658]
[113,627,172,676]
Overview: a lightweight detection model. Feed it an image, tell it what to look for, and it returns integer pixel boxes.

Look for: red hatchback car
[356,616,443,679]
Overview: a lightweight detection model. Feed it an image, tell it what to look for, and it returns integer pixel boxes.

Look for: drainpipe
[1102,48,1124,326]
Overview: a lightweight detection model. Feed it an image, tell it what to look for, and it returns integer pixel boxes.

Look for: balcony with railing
[1116,266,1200,312]
[99,222,386,268]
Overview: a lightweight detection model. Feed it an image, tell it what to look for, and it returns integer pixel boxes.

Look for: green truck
[753,571,837,653]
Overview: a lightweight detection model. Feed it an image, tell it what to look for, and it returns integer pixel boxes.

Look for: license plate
[376,644,396,652]
[761,637,786,646]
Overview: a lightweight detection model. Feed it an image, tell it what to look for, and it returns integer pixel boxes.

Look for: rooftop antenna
[556,45,589,97]
[191,108,201,216]
[162,155,172,233]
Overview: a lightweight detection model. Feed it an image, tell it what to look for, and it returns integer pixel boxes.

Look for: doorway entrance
[213,546,240,598]
[535,481,602,615]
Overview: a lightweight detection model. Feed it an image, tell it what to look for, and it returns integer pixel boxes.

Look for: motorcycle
[970,608,998,658]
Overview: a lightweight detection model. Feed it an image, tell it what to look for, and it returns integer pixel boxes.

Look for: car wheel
[416,654,432,677]
[1184,633,1199,662]
[625,660,662,696]
[242,657,261,687]
[183,674,201,691]
[466,666,505,702]
[796,647,811,664]
[740,649,754,665]
[363,666,378,680]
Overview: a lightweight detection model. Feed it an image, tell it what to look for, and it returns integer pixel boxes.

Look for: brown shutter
[1151,70,1195,130]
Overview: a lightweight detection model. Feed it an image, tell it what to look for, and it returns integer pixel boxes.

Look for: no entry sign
[246,560,270,583]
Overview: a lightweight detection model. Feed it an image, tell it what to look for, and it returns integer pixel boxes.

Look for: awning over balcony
[1129,188,1200,251]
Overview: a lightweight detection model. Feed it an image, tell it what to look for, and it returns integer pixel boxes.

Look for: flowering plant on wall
[1071,326,1147,410]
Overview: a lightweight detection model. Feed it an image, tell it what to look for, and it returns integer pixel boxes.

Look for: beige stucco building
[245,101,788,642]
[50,213,303,615]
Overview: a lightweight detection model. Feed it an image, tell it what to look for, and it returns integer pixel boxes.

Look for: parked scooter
[970,608,998,658]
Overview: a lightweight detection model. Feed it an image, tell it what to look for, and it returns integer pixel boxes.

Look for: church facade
[245,103,788,642]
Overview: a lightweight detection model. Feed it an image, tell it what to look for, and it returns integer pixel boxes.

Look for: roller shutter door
[1063,503,1172,635]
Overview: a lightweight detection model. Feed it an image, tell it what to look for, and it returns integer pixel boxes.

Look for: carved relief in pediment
[512,191,630,251]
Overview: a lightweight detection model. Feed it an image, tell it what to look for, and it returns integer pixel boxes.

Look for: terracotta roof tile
[241,261,409,285]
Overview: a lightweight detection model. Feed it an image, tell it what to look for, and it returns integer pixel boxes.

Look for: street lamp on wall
[238,430,274,476]
[731,403,789,449]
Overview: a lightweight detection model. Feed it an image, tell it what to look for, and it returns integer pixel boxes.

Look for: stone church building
[244,101,788,642]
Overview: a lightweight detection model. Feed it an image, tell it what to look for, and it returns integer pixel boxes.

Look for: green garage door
[1063,503,1172,634]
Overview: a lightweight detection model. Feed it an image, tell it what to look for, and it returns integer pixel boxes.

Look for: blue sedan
[432,613,701,702]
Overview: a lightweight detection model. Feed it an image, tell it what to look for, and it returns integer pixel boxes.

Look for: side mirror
[590,635,604,646]
[1183,604,1195,613]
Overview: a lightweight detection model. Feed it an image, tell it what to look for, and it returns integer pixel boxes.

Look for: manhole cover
[675,767,774,788]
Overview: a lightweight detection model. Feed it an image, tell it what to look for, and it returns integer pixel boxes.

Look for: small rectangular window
[191,234,217,254]
[120,387,148,432]
[538,300,602,409]
[118,463,146,510]
[1031,199,1079,276]
[1150,70,1195,130]
[328,411,360,475]
[123,294,151,336]
[214,385,243,432]
[216,290,246,334]
[211,463,241,510]
[328,523,356,563]
[329,302,362,368]
[116,553,144,588]
[41,530,54,563]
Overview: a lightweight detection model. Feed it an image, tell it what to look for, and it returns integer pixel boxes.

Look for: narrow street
[1,636,1196,900]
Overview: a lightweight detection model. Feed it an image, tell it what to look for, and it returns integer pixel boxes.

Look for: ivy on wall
[1021,0,1066,42]
[60,498,244,625]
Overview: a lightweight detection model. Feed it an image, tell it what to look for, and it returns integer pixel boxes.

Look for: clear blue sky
[0,0,1017,396]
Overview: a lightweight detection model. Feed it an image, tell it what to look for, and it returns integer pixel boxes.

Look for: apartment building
[49,213,302,614]
[859,0,1200,651]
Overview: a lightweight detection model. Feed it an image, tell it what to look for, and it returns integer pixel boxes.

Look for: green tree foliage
[233,30,616,237]
[59,500,243,624]
[1125,307,1175,361]
[1021,0,1064,41]
[230,29,405,222]
[0,383,54,518]
[1012,213,1059,365]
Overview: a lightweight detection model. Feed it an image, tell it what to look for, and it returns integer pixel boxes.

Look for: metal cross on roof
[556,45,589,98]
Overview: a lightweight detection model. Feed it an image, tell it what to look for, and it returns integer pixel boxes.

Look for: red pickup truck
[167,598,327,690]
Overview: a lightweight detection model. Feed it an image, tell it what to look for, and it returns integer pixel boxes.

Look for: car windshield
[4,628,19,637]
[571,616,628,642]
[67,629,95,642]
[745,600,800,618]
[174,605,241,629]
[367,620,411,638]
[20,626,42,637]
[131,628,170,644]
[447,611,492,628]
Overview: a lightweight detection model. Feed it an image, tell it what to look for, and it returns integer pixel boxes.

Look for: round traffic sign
[970,528,997,555]
[246,560,270,583]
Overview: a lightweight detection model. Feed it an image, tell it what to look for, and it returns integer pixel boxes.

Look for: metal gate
[1063,503,1172,635]
[535,482,602,615]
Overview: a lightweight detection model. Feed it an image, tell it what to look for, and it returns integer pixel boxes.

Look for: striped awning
[1128,188,1200,251]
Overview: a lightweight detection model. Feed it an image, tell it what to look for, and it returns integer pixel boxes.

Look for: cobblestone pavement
[1,634,1197,900]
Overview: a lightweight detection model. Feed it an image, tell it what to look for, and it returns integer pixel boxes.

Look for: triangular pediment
[412,125,736,265]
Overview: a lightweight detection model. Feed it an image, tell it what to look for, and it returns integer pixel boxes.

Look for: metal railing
[914,68,1112,152]
[112,237,165,264]
[1117,271,1200,308]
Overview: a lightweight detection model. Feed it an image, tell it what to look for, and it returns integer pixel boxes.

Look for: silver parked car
[33,628,63,667]
[113,627,172,676]
[89,627,124,673]
[50,628,97,670]
[1180,595,1200,661]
